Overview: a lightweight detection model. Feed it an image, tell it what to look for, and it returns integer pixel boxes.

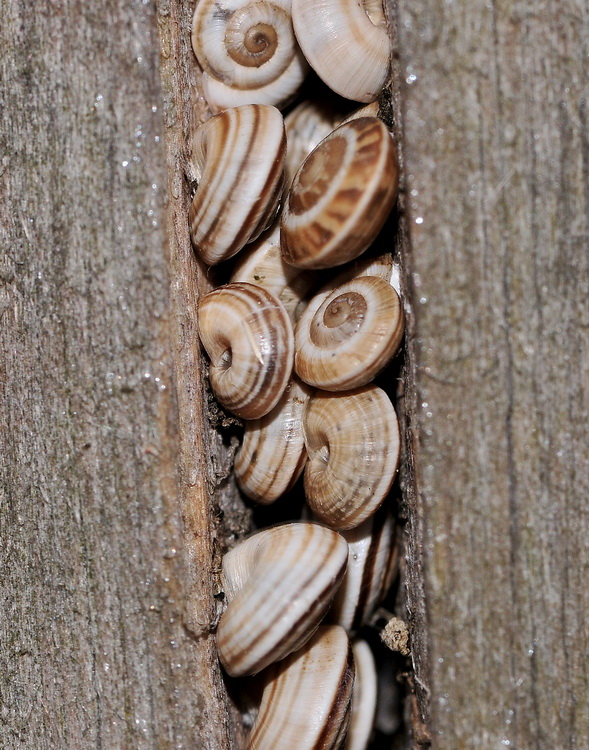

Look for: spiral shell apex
[281,117,399,269]
[192,0,308,110]
[198,283,294,419]
[303,385,400,530]
[189,104,286,265]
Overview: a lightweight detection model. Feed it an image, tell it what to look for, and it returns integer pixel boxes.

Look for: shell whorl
[246,626,355,750]
[303,385,400,530]
[292,0,391,103]
[294,275,404,391]
[192,0,308,110]
[229,222,316,323]
[198,282,294,420]
[217,523,349,676]
[330,508,398,633]
[281,117,399,269]
[189,104,286,265]
[234,377,311,503]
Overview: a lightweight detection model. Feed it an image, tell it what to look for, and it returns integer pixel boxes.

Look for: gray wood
[3,0,587,747]
[395,0,589,747]
[0,0,247,747]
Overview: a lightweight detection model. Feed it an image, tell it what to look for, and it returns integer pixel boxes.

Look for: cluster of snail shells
[189,1,402,748]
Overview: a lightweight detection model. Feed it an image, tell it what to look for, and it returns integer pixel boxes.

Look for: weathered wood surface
[0,0,247,747]
[396,0,589,747]
[2,0,588,748]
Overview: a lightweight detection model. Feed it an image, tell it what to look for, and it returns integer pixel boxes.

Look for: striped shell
[292,0,391,103]
[294,275,404,391]
[230,222,316,323]
[192,0,308,110]
[198,283,294,419]
[345,640,378,750]
[234,378,311,503]
[303,385,400,530]
[247,625,354,750]
[281,117,399,269]
[284,98,344,188]
[330,508,398,633]
[189,104,286,265]
[217,523,348,676]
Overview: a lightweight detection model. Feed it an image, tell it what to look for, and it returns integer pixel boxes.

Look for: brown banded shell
[198,283,294,419]
[284,98,344,188]
[303,385,400,530]
[229,222,316,323]
[234,378,311,503]
[330,508,398,633]
[217,523,348,677]
[247,625,354,750]
[281,117,399,269]
[294,275,404,391]
[192,0,308,110]
[345,640,378,750]
[292,0,391,103]
[189,104,286,265]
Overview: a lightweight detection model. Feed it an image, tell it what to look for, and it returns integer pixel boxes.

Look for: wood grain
[0,0,247,747]
[396,0,589,746]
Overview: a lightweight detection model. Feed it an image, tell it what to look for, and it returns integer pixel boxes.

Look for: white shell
[198,282,294,419]
[189,104,286,265]
[230,222,316,323]
[292,0,391,102]
[192,0,308,110]
[330,508,398,632]
[217,522,348,676]
[247,625,354,750]
[234,378,311,503]
[340,101,381,124]
[303,385,400,530]
[344,640,378,750]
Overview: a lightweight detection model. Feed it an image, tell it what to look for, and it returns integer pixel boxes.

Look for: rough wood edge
[387,0,432,746]
[156,1,246,746]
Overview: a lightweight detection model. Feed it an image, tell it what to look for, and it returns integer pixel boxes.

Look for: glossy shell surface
[198,282,294,419]
[281,117,398,269]
[217,522,348,676]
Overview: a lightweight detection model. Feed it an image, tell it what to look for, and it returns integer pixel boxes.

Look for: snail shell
[281,117,399,269]
[189,104,286,265]
[344,639,378,750]
[198,282,294,419]
[284,98,344,188]
[340,101,381,124]
[294,275,404,391]
[302,385,400,530]
[217,522,348,676]
[247,625,354,750]
[192,0,308,111]
[291,0,391,103]
[330,508,398,633]
[230,222,316,323]
[234,378,311,503]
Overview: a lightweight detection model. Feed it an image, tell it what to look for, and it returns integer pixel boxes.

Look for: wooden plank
[397,0,589,746]
[0,0,245,746]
